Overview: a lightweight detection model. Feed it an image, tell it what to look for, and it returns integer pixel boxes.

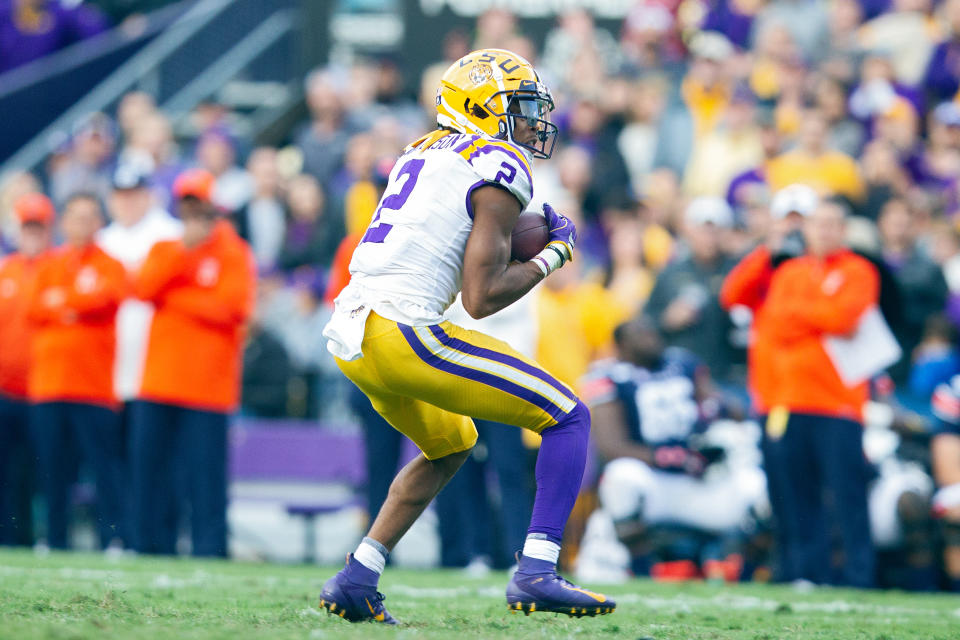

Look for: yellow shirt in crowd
[681,78,730,138]
[766,149,865,201]
[534,282,627,392]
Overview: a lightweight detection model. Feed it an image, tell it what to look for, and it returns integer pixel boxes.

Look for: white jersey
[97,207,183,400]
[350,132,533,322]
[325,131,534,360]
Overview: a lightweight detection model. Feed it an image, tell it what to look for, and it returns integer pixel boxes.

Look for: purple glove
[543,203,576,262]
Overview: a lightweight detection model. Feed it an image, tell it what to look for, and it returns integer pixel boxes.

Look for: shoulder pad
[457,136,534,210]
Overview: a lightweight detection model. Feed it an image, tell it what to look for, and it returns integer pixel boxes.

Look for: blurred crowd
[3,0,960,590]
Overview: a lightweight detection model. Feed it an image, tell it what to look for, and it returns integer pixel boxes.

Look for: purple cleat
[319,555,398,624]
[506,555,616,617]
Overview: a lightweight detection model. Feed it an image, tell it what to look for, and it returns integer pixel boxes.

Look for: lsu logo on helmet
[435,48,558,159]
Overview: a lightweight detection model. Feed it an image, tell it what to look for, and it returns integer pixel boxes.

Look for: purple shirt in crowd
[0,0,107,74]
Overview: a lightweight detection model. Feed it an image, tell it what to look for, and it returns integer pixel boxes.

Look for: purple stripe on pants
[428,325,577,402]
[398,324,567,422]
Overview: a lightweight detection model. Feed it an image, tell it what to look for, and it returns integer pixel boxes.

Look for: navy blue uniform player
[930,375,960,590]
[577,318,766,580]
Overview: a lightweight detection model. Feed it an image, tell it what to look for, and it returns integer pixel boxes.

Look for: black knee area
[897,491,931,525]
[941,517,960,548]
[613,515,647,548]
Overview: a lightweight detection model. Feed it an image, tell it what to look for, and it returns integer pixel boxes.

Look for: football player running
[318,49,615,623]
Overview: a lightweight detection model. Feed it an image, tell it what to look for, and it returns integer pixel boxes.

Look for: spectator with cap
[130,168,255,557]
[720,182,818,582]
[645,197,738,382]
[27,192,127,550]
[0,0,108,74]
[98,163,182,410]
[763,200,880,587]
[49,112,115,209]
[0,193,53,545]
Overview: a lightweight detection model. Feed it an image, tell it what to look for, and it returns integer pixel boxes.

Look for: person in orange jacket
[129,168,255,557]
[719,183,817,582]
[763,200,879,588]
[28,192,127,550]
[0,193,54,546]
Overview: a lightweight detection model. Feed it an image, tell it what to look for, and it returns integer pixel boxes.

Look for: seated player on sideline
[930,375,960,591]
[577,317,766,581]
[318,49,615,623]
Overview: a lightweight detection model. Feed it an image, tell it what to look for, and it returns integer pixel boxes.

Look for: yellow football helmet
[436,48,558,159]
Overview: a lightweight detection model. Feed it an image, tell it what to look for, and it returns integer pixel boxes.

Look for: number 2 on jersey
[361,158,425,244]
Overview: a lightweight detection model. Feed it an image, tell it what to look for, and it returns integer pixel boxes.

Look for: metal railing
[0,0,298,176]
[161,9,295,120]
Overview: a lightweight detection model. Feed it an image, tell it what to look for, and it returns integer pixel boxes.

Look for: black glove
[771,229,805,267]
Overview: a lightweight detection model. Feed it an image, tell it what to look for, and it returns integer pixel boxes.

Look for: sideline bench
[229,419,366,563]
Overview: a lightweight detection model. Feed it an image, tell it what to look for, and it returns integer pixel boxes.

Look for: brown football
[510,211,549,262]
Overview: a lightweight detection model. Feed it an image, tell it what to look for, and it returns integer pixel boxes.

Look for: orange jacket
[0,253,43,399]
[324,232,361,306]
[27,244,126,407]
[764,249,879,420]
[720,245,777,413]
[136,221,255,412]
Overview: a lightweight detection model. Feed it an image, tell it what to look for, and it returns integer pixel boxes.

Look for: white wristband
[531,245,566,276]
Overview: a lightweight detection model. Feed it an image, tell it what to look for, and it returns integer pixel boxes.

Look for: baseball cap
[172,168,215,202]
[685,196,734,228]
[770,183,818,219]
[689,31,734,62]
[112,163,149,190]
[626,2,674,34]
[13,192,55,225]
[934,101,960,128]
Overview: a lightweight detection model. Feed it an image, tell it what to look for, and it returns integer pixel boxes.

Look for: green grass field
[1,549,959,640]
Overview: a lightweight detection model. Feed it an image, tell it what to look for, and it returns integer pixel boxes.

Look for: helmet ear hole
[472,104,489,120]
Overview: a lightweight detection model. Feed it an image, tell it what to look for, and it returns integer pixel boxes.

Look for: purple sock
[527,400,590,543]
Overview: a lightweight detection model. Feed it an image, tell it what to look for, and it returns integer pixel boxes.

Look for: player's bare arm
[461,185,544,319]
[591,400,656,465]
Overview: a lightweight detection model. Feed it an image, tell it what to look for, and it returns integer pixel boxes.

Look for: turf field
[1,549,959,640]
